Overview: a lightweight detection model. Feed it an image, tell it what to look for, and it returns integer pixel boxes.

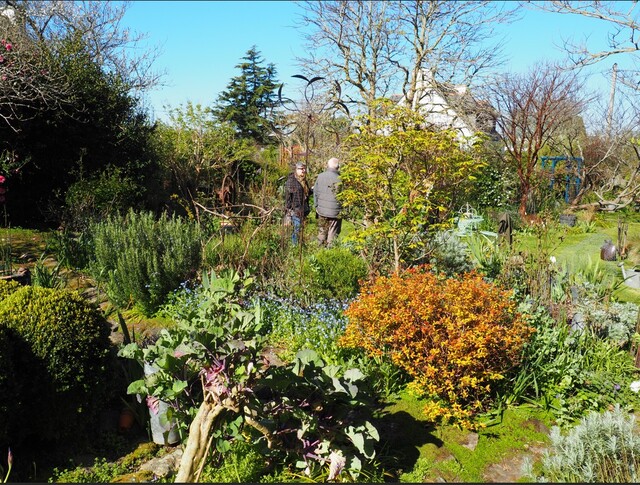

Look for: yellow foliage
[340,265,534,428]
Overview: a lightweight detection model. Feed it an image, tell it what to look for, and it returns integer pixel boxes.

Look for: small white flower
[550,256,556,264]
[630,380,640,393]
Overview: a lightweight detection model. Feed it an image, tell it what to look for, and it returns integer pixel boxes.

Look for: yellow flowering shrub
[340,265,534,428]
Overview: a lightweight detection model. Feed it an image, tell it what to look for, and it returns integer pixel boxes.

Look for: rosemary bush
[90,209,202,316]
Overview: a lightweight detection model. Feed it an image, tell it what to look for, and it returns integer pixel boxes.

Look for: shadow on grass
[373,409,441,481]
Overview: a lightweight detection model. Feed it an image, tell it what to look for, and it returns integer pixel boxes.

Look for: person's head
[295,162,307,177]
[327,157,340,170]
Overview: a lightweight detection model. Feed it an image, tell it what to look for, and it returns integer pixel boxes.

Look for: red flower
[5,43,12,51]
[0,175,6,184]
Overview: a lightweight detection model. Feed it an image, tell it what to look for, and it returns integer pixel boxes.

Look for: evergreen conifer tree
[213,46,279,145]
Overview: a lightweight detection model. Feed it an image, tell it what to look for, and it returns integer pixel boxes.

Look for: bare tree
[297,0,517,115]
[297,1,400,113]
[0,3,73,131]
[394,1,516,111]
[6,0,163,91]
[484,62,591,217]
[565,90,640,211]
[0,1,163,131]
[526,1,640,89]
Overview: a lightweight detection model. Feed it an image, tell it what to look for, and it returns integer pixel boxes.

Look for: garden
[4,2,640,482]
[2,194,640,483]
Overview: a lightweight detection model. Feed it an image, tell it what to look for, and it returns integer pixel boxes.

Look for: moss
[110,470,155,483]
[119,442,160,469]
[383,390,555,483]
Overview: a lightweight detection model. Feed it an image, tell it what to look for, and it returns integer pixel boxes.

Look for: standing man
[284,161,310,245]
[313,157,342,247]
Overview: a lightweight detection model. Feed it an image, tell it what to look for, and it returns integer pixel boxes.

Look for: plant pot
[118,408,135,433]
[144,363,180,445]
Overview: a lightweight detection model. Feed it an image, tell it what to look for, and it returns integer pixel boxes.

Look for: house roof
[394,76,498,139]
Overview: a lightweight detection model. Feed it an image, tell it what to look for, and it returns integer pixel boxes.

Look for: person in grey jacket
[313,157,342,246]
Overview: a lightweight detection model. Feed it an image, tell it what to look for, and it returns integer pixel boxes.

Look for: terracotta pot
[118,408,135,432]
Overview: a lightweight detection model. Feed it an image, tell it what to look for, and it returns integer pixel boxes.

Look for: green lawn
[512,220,640,304]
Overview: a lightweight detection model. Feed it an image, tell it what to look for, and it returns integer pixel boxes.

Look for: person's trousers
[291,214,302,245]
[317,215,342,246]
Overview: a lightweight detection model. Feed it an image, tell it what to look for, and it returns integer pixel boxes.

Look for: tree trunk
[174,401,224,483]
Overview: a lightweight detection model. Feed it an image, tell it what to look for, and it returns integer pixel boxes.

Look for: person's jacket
[313,167,341,218]
[285,173,310,218]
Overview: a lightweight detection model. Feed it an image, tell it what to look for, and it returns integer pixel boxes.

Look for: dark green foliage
[0,325,20,446]
[212,46,279,145]
[0,286,113,446]
[90,209,202,316]
[1,32,158,228]
[296,247,368,301]
[62,166,143,231]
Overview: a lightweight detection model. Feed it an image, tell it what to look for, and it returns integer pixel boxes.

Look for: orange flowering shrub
[340,265,534,427]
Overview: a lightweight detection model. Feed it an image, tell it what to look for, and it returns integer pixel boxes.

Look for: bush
[91,209,202,316]
[0,286,113,445]
[340,265,534,427]
[427,231,474,277]
[62,166,143,232]
[499,303,640,425]
[528,405,640,482]
[0,279,20,301]
[300,247,368,301]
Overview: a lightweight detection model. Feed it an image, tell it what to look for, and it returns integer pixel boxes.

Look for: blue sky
[121,1,623,122]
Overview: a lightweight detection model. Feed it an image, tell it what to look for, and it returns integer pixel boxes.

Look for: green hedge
[0,286,113,447]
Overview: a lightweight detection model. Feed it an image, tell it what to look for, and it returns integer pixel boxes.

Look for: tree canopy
[213,46,279,145]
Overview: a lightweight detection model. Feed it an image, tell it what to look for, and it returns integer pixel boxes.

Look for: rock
[461,431,479,450]
[138,447,183,479]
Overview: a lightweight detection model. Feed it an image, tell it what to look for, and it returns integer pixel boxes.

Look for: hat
[295,162,306,169]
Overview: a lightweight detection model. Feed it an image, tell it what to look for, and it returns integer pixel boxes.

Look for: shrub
[527,405,640,482]
[427,230,474,277]
[0,286,113,444]
[499,302,640,425]
[61,166,143,232]
[340,265,534,427]
[299,247,368,301]
[0,279,20,301]
[90,209,202,316]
